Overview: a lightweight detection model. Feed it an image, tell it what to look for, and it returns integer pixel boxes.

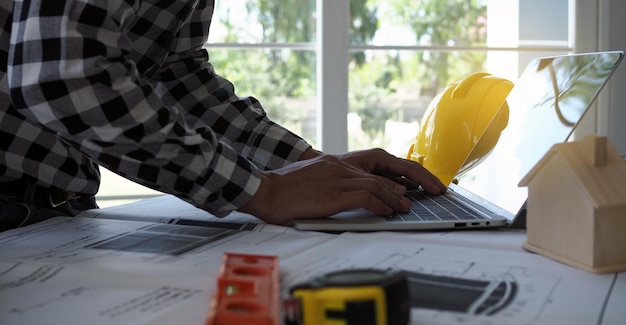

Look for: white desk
[0,195,624,324]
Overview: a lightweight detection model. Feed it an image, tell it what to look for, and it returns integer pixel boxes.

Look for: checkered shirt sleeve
[0,0,311,216]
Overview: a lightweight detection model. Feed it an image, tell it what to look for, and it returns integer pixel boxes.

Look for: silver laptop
[293,51,624,232]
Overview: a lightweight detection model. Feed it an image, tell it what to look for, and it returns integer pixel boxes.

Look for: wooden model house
[519,135,626,273]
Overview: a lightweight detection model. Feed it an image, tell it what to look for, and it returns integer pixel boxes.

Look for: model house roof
[519,136,626,209]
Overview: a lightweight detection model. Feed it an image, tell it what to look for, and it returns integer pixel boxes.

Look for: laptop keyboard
[386,190,488,222]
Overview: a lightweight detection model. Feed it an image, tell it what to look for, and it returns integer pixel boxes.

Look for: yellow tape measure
[286,269,410,325]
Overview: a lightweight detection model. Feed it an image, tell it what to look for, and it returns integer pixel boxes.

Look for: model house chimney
[585,135,608,167]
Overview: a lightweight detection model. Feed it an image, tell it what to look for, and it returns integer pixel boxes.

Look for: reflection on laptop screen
[456,52,623,216]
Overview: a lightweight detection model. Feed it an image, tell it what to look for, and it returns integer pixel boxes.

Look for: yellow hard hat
[407,72,514,186]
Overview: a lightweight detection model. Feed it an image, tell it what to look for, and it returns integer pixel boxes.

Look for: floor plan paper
[279,232,625,325]
[0,217,331,325]
[1,205,624,324]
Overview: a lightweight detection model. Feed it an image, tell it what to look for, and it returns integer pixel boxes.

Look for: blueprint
[0,198,624,325]
[281,232,622,324]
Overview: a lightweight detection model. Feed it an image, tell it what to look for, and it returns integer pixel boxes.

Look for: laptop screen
[455,51,623,217]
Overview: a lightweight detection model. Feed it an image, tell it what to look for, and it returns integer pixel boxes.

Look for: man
[0,0,445,231]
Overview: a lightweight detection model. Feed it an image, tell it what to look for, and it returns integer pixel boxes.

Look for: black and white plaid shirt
[0,0,311,216]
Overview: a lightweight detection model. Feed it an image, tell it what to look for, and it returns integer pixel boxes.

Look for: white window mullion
[593,0,626,153]
[317,0,349,153]
[572,0,599,139]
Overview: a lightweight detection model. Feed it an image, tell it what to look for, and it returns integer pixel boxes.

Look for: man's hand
[239,148,446,224]
[333,148,447,195]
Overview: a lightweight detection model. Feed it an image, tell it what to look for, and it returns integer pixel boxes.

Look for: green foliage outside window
[207,0,488,151]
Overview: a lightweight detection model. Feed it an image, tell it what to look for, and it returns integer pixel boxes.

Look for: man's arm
[7,1,265,216]
[153,3,313,172]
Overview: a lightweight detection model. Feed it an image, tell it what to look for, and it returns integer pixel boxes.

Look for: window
[97,0,572,207]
